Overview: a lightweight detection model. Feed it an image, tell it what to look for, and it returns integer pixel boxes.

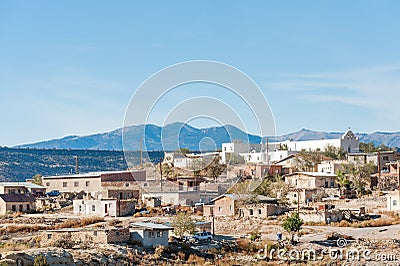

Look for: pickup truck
[192,232,212,242]
[46,190,61,197]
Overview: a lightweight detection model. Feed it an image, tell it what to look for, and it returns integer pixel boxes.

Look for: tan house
[42,170,145,198]
[143,196,161,208]
[130,222,172,247]
[238,202,286,218]
[203,194,283,218]
[73,198,136,217]
[0,182,46,197]
[284,172,338,189]
[41,227,130,247]
[0,194,36,214]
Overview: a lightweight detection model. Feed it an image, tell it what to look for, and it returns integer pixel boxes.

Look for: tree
[323,145,346,160]
[342,162,376,196]
[282,212,304,243]
[336,170,350,195]
[206,155,226,182]
[225,153,245,165]
[32,174,42,186]
[359,142,391,153]
[171,212,195,238]
[177,148,190,155]
[293,150,321,172]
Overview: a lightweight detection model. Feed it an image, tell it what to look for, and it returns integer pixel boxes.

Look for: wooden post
[159,158,163,191]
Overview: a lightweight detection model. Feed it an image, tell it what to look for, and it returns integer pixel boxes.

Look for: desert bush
[108,219,122,227]
[338,220,351,227]
[187,254,206,264]
[249,232,261,241]
[177,251,187,261]
[33,254,49,266]
[52,238,75,249]
[326,232,354,241]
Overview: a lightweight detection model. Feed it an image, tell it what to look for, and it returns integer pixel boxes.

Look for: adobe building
[0,182,46,197]
[73,198,136,217]
[42,170,145,199]
[130,222,172,247]
[0,194,36,214]
[41,227,130,247]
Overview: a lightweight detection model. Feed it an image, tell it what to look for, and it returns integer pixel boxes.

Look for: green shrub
[34,255,49,266]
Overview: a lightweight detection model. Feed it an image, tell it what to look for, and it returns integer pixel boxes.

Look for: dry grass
[187,254,206,264]
[53,217,104,229]
[0,217,105,235]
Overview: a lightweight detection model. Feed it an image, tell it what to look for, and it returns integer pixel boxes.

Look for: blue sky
[1,1,400,146]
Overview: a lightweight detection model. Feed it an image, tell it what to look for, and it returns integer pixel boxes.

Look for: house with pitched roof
[0,194,36,214]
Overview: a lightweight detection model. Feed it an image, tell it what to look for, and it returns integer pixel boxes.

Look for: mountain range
[15,123,400,151]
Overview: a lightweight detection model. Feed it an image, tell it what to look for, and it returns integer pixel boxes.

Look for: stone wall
[41,228,130,247]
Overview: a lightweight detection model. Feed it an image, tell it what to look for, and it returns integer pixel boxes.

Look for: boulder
[3,247,75,266]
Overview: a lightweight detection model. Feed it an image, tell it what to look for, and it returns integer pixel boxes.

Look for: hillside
[14,124,400,150]
[0,148,163,182]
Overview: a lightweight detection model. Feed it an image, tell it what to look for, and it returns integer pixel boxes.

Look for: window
[92,205,96,211]
[116,231,120,236]
[125,183,129,187]
[27,204,30,211]
[79,205,82,212]
[93,231,97,236]
[46,182,50,187]
[63,182,67,187]
[249,209,254,216]
[383,156,389,161]
[258,209,262,215]
[229,205,232,210]
[12,205,16,212]
[74,181,79,187]
[293,193,297,198]
[331,181,335,188]
[394,200,398,206]
[325,181,329,188]
[47,234,52,239]
[308,181,311,187]
[86,181,90,187]
[218,206,222,212]
[148,231,155,238]
[157,231,162,238]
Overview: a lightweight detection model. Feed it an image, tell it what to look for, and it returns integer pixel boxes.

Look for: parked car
[46,190,61,197]
[192,232,213,242]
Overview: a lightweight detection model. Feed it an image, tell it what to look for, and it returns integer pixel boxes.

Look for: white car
[192,232,213,242]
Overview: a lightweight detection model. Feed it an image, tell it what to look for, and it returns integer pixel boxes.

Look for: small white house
[130,222,173,247]
[387,190,400,211]
[73,198,135,217]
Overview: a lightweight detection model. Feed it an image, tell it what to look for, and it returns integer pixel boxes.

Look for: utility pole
[378,149,381,181]
[297,190,300,214]
[266,138,269,165]
[75,155,79,174]
[159,158,163,191]
[140,139,143,168]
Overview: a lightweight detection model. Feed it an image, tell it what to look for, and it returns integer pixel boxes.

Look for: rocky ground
[0,195,399,265]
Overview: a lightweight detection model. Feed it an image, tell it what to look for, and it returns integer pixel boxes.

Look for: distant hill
[0,148,163,182]
[14,124,400,150]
